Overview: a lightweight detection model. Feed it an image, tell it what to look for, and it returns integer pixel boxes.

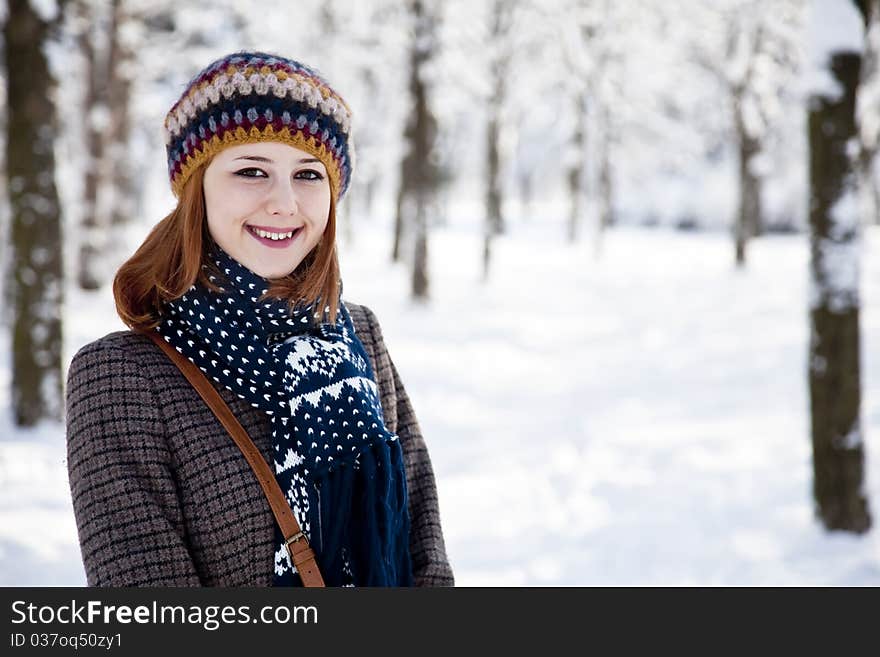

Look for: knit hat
[163,51,355,202]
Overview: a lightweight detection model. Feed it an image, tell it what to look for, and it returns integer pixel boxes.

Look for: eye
[296,169,324,181]
[233,167,268,178]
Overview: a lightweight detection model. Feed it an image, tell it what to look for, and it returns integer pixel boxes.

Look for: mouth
[245,224,304,248]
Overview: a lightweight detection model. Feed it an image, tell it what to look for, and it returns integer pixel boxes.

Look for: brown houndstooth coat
[65,302,454,586]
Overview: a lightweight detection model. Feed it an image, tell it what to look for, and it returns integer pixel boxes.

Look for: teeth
[251,227,296,240]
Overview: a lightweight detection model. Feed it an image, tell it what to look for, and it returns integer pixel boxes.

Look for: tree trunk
[486,113,502,235]
[0,78,7,291]
[400,0,438,301]
[595,102,614,258]
[76,0,108,291]
[807,44,870,533]
[873,159,880,223]
[481,220,491,282]
[105,0,136,232]
[413,193,429,299]
[487,0,511,241]
[409,73,434,301]
[482,0,513,279]
[3,0,66,425]
[392,179,407,263]
[483,112,501,281]
[567,90,587,245]
[733,96,762,267]
[519,168,534,222]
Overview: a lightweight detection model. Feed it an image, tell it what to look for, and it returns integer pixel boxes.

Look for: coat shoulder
[68,329,168,372]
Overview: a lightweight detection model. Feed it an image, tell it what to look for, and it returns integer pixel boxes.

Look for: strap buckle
[285,531,306,562]
[285,531,305,548]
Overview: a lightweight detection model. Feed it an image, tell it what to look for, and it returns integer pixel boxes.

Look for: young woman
[65,51,454,587]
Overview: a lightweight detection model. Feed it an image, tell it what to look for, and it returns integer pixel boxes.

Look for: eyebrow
[233,155,323,165]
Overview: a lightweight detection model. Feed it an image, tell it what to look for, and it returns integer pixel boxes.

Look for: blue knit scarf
[154,243,413,587]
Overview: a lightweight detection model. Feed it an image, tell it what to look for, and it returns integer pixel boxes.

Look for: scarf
[154,243,413,587]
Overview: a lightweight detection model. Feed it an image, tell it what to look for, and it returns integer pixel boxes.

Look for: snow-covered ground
[1,204,879,586]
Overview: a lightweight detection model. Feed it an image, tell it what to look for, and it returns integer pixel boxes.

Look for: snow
[811,189,861,313]
[805,0,865,99]
[836,419,863,450]
[28,0,58,23]
[2,200,880,586]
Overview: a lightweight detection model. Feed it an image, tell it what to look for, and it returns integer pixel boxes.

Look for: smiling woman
[203,142,332,278]
[64,51,454,588]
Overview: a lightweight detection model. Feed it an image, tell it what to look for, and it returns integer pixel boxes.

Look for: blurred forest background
[1,0,879,584]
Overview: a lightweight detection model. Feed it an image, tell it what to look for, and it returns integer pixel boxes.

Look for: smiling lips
[246,224,303,248]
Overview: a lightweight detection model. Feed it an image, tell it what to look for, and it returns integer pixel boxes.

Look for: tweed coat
[65,302,454,587]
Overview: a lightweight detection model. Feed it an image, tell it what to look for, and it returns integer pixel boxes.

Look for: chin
[257,265,296,280]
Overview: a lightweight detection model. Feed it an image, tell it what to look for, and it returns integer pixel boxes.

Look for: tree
[394,0,441,301]
[558,0,624,254]
[857,0,880,225]
[560,0,594,246]
[566,87,588,244]
[104,0,137,235]
[689,0,804,265]
[806,0,872,533]
[3,0,67,425]
[73,0,110,291]
[481,0,515,280]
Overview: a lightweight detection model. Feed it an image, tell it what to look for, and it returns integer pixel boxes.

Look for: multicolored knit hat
[163,51,355,202]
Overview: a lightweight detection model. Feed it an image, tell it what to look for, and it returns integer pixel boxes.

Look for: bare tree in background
[729,18,765,266]
[560,0,591,246]
[559,0,619,255]
[0,50,7,282]
[589,5,617,253]
[74,0,137,288]
[104,0,136,235]
[566,87,588,244]
[807,0,872,533]
[393,0,440,301]
[690,0,803,266]
[3,0,67,425]
[858,0,880,225]
[482,0,515,280]
[74,0,110,290]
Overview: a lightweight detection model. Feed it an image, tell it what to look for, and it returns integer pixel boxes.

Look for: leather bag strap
[138,328,326,587]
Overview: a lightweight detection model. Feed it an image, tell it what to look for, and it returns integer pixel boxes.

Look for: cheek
[205,197,233,238]
[205,183,259,229]
[304,188,332,228]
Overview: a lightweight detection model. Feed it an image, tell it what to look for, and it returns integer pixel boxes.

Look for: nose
[265,178,298,217]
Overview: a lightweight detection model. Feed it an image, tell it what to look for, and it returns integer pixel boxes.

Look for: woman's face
[203,141,332,279]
